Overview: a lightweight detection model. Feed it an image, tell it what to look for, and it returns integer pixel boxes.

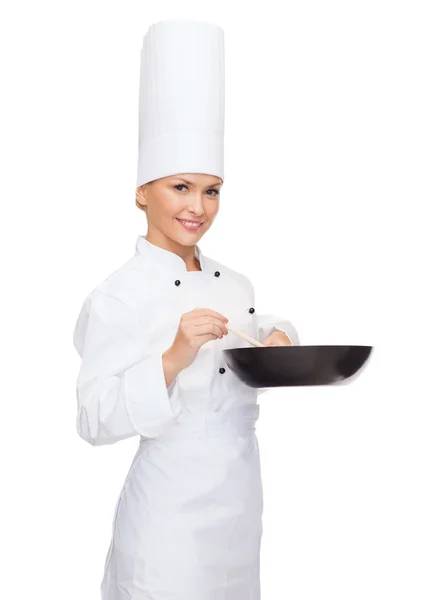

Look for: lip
[176,218,205,232]
[176,218,204,223]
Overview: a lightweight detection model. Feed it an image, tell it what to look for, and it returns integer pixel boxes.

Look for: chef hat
[136,19,225,189]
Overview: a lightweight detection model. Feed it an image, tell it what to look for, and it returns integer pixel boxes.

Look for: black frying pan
[222,345,373,387]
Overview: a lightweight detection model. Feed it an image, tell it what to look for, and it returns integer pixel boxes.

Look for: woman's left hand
[263,330,292,346]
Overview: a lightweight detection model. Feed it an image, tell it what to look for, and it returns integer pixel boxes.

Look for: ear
[136,184,148,208]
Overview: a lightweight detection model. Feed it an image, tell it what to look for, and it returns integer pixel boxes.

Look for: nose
[187,192,206,216]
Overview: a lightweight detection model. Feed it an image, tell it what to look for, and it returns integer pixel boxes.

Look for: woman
[73,20,299,599]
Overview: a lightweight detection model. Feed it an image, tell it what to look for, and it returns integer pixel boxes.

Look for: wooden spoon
[226,323,265,348]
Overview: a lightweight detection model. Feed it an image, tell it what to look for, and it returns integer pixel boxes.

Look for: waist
[151,402,260,442]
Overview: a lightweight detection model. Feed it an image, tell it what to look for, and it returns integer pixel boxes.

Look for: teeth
[179,220,202,227]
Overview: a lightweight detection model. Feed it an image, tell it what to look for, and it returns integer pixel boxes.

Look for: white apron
[73,235,300,599]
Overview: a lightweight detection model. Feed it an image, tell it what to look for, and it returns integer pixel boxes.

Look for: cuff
[124,351,182,438]
[257,314,300,346]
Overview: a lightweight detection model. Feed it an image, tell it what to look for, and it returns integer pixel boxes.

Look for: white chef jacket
[73,234,299,444]
[73,234,300,599]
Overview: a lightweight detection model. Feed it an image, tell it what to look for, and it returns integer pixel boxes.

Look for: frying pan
[223,324,373,387]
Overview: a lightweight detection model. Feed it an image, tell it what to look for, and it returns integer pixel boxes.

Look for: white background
[2,1,422,598]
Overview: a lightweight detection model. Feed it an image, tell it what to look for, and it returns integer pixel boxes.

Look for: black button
[214,271,220,277]
[219,367,225,374]
[249,307,255,314]
[174,280,181,286]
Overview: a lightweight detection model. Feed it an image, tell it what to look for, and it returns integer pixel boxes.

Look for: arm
[237,273,300,395]
[256,313,300,346]
[238,274,299,347]
[256,314,300,395]
[73,291,182,446]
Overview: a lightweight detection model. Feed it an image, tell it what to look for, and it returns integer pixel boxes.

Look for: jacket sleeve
[256,313,300,396]
[72,290,182,446]
[256,313,300,346]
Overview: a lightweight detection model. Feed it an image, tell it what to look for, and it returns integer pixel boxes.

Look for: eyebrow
[172,177,222,188]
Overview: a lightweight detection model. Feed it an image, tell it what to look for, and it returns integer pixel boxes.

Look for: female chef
[73,19,299,600]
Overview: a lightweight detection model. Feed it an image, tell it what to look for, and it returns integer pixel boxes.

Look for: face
[136,173,222,246]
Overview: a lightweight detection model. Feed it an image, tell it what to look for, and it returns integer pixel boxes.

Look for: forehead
[165,173,222,185]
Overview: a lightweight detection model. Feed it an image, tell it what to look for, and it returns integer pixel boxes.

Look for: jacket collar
[134,234,206,273]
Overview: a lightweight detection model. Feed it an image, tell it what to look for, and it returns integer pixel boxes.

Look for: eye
[206,189,220,196]
[174,184,188,191]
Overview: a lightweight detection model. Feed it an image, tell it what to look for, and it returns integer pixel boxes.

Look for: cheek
[205,199,219,219]
[155,191,184,218]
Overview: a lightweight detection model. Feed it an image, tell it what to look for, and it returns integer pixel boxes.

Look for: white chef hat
[136,19,225,189]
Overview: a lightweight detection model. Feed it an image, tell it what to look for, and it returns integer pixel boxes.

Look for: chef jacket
[73,234,300,444]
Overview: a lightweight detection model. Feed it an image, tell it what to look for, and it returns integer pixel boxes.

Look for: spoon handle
[226,323,265,348]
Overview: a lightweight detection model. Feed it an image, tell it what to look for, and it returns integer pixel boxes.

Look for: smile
[176,219,204,231]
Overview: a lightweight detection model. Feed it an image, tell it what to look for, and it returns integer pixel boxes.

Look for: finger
[190,323,224,339]
[190,315,228,334]
[192,308,228,323]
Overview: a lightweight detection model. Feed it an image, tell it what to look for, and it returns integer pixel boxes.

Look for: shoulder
[83,255,151,311]
[73,256,144,352]
[93,256,141,297]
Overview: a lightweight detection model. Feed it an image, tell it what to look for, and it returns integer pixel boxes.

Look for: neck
[145,228,201,271]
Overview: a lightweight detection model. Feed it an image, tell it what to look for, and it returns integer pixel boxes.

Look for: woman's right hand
[164,308,229,374]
